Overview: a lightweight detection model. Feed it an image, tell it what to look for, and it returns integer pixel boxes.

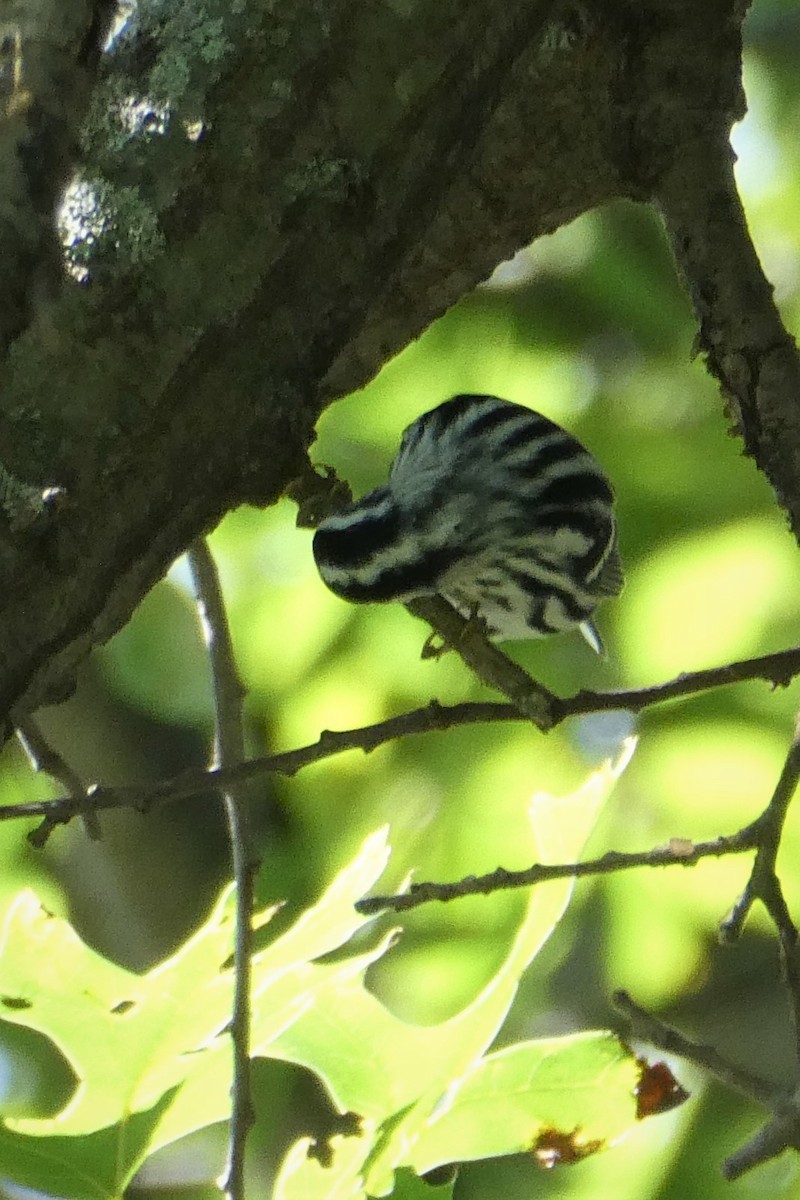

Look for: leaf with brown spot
[531,1125,604,1169]
[634,1059,690,1119]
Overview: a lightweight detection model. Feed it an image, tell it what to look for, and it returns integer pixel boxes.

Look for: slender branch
[555,645,800,719]
[720,716,800,1073]
[613,990,800,1181]
[7,643,800,834]
[3,701,519,830]
[613,990,784,1110]
[722,1110,800,1181]
[777,913,800,1078]
[355,830,757,916]
[721,717,800,941]
[16,715,101,842]
[356,706,800,920]
[187,540,257,1200]
[405,596,557,727]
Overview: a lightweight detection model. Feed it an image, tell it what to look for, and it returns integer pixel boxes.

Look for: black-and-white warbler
[313,394,623,653]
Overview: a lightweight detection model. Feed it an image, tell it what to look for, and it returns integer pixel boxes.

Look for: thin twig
[9,643,800,836]
[613,990,800,1181]
[555,644,800,719]
[15,715,101,841]
[722,1109,800,1181]
[614,989,784,1109]
[721,717,800,941]
[355,830,758,915]
[188,540,258,1200]
[405,596,557,727]
[720,716,800,1072]
[11,702,518,834]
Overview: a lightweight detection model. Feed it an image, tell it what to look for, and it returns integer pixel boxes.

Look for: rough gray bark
[0,0,794,726]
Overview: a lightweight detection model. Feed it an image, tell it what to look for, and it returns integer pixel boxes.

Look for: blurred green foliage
[3,5,800,1198]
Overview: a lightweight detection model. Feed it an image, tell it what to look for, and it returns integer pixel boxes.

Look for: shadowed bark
[0,0,794,727]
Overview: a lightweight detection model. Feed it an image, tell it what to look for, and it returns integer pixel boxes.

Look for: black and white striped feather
[313,394,623,653]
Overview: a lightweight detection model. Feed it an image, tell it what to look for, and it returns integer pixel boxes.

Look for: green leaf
[0,746,639,1200]
[274,1126,376,1200]
[0,886,278,1138]
[0,828,392,1195]
[409,1031,640,1172]
[272,741,636,1198]
[0,1093,176,1200]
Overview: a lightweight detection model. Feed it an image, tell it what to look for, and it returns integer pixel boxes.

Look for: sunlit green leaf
[409,1032,641,1173]
[268,742,635,1198]
[0,829,392,1195]
[0,1094,175,1200]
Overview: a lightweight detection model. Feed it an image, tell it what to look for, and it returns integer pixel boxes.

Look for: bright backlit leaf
[274,741,640,1198]
[0,747,645,1200]
[0,829,392,1196]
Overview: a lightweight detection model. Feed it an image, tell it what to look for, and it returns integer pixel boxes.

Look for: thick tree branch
[657,133,800,543]
[0,0,754,730]
[0,0,116,348]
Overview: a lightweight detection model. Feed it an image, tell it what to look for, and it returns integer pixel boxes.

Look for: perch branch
[405,596,557,727]
[6,644,800,833]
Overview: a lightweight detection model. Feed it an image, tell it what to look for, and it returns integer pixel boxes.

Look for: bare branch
[613,989,784,1110]
[722,1110,800,1181]
[719,717,800,1073]
[0,700,520,829]
[16,714,100,841]
[355,830,756,916]
[408,602,800,728]
[721,717,800,941]
[556,645,800,718]
[614,990,800,1182]
[187,540,257,1200]
[405,597,557,727]
[7,643,800,834]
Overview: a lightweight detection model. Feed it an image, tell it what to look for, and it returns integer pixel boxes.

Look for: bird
[312,394,623,653]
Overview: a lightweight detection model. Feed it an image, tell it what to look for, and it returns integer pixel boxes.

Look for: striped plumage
[313,394,623,653]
